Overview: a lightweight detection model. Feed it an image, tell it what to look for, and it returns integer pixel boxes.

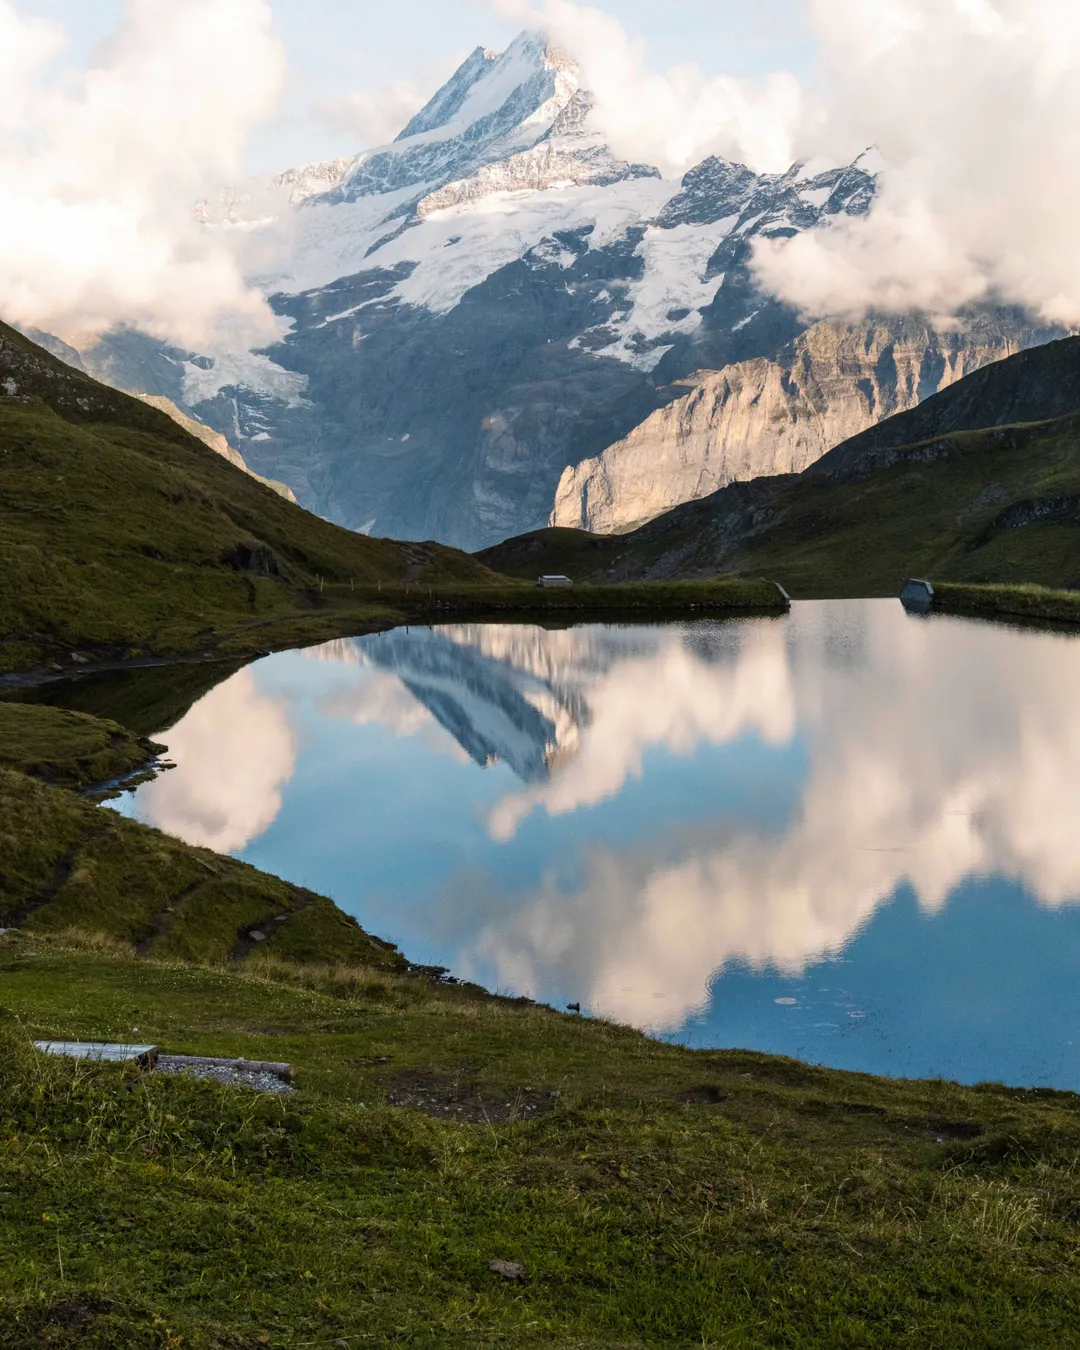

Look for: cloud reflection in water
[123,603,1080,1042]
[132,669,297,853]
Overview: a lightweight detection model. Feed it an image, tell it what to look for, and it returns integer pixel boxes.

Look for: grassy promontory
[0,701,163,792]
[0,705,404,970]
[926,580,1080,626]
[3,703,1080,1346]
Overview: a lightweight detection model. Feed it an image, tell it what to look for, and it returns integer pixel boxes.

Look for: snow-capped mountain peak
[394,46,501,142]
[320,33,582,208]
[82,35,1046,557]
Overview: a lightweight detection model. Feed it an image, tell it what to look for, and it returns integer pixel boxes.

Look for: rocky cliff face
[552,311,1062,533]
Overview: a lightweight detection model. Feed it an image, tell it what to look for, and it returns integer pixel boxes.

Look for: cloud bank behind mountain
[3,0,1080,346]
[503,0,1080,327]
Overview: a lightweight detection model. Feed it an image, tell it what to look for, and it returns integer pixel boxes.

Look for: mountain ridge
[551,308,1061,533]
[478,335,1080,596]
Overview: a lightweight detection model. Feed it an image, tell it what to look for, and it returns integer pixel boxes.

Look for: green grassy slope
[4,931,1080,1347]
[482,413,1080,598]
[928,580,1080,624]
[0,702,162,791]
[0,321,494,676]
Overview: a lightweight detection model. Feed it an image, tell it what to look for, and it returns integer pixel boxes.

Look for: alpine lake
[45,599,1080,1091]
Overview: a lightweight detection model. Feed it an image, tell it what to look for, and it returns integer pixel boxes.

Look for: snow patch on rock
[590,218,740,370]
[182,349,308,405]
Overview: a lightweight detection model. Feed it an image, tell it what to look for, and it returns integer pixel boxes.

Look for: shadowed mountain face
[478,337,1080,597]
[56,33,1050,553]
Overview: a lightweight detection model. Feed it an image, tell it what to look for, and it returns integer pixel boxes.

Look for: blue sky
[23,0,814,172]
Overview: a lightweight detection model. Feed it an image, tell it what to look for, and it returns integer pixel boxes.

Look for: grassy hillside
[0,702,404,969]
[0,702,163,791]
[482,412,1080,599]
[0,321,497,676]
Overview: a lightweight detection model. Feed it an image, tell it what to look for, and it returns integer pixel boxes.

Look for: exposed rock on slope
[552,311,1060,533]
[817,335,1080,471]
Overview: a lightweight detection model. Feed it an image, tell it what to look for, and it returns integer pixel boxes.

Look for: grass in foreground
[3,933,1080,1348]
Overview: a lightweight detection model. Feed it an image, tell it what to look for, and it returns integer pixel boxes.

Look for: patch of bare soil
[926,1119,985,1142]
[676,1084,731,1106]
[22,1297,112,1344]
[384,1067,558,1124]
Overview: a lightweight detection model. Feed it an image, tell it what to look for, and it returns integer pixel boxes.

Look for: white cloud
[311,82,427,149]
[0,0,284,346]
[310,53,471,152]
[494,0,1080,327]
[493,0,803,175]
[752,0,1080,325]
[133,668,297,854]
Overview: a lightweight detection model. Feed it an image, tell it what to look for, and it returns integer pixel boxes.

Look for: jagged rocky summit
[76,33,1055,550]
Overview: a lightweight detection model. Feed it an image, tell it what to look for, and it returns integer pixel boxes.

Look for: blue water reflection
[115,601,1080,1088]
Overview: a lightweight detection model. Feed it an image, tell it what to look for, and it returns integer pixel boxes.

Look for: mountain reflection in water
[116,601,1080,1087]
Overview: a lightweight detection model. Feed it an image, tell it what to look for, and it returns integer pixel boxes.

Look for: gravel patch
[156,1055,295,1094]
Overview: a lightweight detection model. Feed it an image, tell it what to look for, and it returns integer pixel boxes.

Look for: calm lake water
[108,599,1080,1089]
